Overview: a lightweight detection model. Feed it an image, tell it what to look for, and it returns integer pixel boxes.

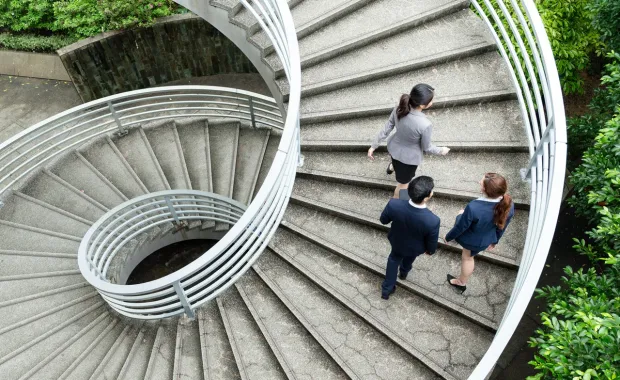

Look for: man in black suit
[380,176,440,299]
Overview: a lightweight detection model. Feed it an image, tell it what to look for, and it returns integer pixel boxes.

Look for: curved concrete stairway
[0,0,530,379]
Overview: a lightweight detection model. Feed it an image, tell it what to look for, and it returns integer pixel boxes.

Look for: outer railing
[469,0,567,378]
[79,191,247,319]
[0,86,284,198]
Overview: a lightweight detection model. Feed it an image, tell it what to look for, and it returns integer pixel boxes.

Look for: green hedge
[0,32,76,52]
[0,0,184,52]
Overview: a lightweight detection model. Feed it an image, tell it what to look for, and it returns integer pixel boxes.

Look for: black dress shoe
[386,162,394,175]
[447,274,466,294]
[381,286,396,300]
[398,272,408,280]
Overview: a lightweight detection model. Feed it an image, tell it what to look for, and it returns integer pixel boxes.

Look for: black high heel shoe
[447,274,467,294]
[386,162,394,175]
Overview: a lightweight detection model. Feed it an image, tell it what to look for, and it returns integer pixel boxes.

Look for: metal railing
[468,0,567,378]
[0,86,285,197]
[79,191,248,319]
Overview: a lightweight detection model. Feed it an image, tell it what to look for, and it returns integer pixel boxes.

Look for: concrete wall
[57,13,258,102]
[0,50,70,81]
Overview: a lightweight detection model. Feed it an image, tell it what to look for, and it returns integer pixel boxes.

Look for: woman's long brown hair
[483,173,512,229]
[396,83,435,119]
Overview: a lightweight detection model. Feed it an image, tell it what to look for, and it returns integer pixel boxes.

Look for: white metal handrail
[469,1,567,378]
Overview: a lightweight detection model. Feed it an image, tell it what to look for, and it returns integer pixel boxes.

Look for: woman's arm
[368,109,397,160]
[421,123,449,156]
[445,204,474,242]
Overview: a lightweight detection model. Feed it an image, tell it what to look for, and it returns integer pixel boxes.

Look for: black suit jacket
[380,199,440,257]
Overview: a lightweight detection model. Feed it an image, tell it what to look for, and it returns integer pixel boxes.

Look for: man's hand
[457,209,465,215]
[367,147,375,160]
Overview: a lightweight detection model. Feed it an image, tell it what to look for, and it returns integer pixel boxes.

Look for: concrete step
[289,10,495,96]
[197,301,242,380]
[0,302,104,377]
[144,122,193,190]
[254,250,442,379]
[0,250,77,276]
[233,127,270,205]
[235,271,350,380]
[296,0,466,65]
[0,283,91,329]
[291,177,527,265]
[57,319,124,380]
[300,100,528,151]
[297,52,514,116]
[176,119,213,193]
[0,192,91,237]
[90,326,141,380]
[173,316,204,380]
[113,127,170,192]
[18,313,113,380]
[217,289,288,380]
[209,122,240,231]
[281,202,518,326]
[144,323,177,380]
[117,327,157,380]
[0,272,84,303]
[210,0,242,15]
[252,132,281,200]
[50,152,126,209]
[268,229,494,379]
[0,220,80,253]
[19,169,107,222]
[79,136,148,199]
[298,150,531,204]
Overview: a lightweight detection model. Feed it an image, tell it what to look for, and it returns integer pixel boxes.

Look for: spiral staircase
[0,0,567,379]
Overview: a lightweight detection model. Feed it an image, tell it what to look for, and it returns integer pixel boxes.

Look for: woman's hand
[458,209,465,215]
[440,147,450,156]
[487,244,496,251]
[367,147,375,161]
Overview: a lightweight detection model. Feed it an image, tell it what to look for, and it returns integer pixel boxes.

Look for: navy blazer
[380,199,440,257]
[445,198,515,251]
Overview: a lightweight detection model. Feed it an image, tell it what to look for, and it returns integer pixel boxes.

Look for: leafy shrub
[589,0,620,54]
[528,262,620,380]
[0,0,57,33]
[535,0,601,94]
[0,32,76,52]
[567,52,620,162]
[53,0,178,39]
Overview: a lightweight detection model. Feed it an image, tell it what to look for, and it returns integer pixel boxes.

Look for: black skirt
[392,158,418,184]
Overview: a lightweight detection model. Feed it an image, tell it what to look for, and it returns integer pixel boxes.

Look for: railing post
[173,281,195,319]
[107,101,128,136]
[297,122,304,167]
[165,196,188,237]
[248,96,257,129]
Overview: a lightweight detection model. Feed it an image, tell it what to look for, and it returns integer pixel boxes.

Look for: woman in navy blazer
[444,173,514,293]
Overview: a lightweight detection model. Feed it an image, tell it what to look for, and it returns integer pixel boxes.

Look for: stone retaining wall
[57,14,257,102]
[0,50,70,81]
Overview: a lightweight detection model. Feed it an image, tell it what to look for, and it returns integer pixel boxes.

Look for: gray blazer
[371,107,442,165]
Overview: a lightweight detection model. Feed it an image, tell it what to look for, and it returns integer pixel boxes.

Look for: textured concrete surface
[301,100,527,147]
[144,123,192,190]
[0,51,70,81]
[198,302,242,380]
[209,123,239,199]
[176,119,213,193]
[283,202,517,324]
[233,127,269,204]
[237,271,349,380]
[257,250,442,379]
[253,133,281,200]
[174,317,204,380]
[0,75,81,144]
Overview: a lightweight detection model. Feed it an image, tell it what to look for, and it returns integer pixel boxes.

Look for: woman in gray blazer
[368,83,450,198]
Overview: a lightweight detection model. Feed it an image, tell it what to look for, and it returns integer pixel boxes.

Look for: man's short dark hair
[408,176,434,204]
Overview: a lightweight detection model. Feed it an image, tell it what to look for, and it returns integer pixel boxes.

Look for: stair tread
[252,132,281,200]
[80,137,147,198]
[282,202,518,324]
[174,317,204,380]
[209,123,239,199]
[292,0,358,31]
[292,177,527,263]
[113,128,169,192]
[297,0,461,58]
[300,150,530,203]
[236,271,351,380]
[0,252,77,277]
[294,10,493,90]
[301,100,527,148]
[144,122,192,190]
[198,302,242,380]
[0,274,84,303]
[299,52,514,115]
[256,250,442,379]
[218,289,288,380]
[145,324,176,380]
[0,222,79,253]
[177,119,213,193]
[233,127,270,205]
[270,228,494,379]
[118,328,156,380]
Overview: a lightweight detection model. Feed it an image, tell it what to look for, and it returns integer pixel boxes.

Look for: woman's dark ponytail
[483,172,512,229]
[396,83,435,120]
[494,194,512,230]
